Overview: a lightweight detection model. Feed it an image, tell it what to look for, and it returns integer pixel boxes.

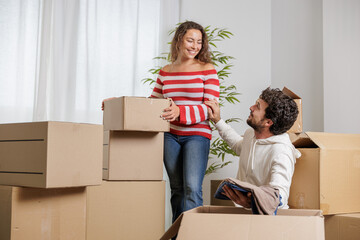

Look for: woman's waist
[170,120,210,129]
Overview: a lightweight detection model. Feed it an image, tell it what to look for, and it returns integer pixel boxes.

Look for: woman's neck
[174,57,199,66]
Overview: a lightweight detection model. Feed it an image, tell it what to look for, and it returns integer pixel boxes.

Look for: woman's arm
[164,69,219,124]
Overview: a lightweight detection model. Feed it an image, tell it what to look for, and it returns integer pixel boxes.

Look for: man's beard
[247,117,265,132]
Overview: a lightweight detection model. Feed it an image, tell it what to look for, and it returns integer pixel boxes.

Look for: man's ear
[264,118,273,127]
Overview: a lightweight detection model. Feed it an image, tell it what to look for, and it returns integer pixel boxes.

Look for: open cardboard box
[289,132,360,215]
[103,96,170,131]
[161,206,324,240]
[0,121,103,188]
[283,87,302,133]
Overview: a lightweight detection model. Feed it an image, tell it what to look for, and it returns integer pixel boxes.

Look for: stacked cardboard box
[325,213,360,240]
[0,121,103,239]
[284,88,360,240]
[86,97,169,240]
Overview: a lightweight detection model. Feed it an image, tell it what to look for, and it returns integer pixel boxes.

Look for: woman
[151,21,220,222]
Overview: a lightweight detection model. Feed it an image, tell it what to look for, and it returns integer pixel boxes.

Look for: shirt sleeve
[215,119,243,156]
[268,151,296,208]
[178,72,220,125]
[150,76,164,98]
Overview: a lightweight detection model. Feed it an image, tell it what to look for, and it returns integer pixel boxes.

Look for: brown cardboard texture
[282,87,302,133]
[103,96,170,131]
[289,132,360,215]
[86,181,165,240]
[103,131,163,180]
[160,206,324,240]
[0,186,86,240]
[325,213,360,240]
[210,180,234,206]
[0,121,103,188]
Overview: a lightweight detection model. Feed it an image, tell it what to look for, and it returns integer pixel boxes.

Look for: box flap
[306,132,360,150]
[282,87,301,99]
[204,205,251,214]
[288,132,318,148]
[277,208,323,217]
[160,213,183,240]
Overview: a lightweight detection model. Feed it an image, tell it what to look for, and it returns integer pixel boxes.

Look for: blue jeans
[164,132,210,223]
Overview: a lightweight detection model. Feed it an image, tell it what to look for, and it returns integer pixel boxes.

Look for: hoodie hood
[257,133,301,158]
[245,130,301,175]
[253,131,301,159]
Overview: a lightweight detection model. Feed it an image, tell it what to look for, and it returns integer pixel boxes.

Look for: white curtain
[0,0,179,124]
[0,0,40,123]
[0,0,179,231]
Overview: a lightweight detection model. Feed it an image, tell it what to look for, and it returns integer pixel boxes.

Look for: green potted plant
[142,23,240,175]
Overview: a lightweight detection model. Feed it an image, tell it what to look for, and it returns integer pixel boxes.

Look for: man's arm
[269,152,296,208]
[205,99,243,155]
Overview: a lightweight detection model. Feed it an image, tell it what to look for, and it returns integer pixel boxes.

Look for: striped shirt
[151,69,220,139]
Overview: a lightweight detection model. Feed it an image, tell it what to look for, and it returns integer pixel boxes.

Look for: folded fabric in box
[214,178,282,215]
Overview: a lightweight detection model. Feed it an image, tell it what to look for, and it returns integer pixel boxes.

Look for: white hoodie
[215,119,301,209]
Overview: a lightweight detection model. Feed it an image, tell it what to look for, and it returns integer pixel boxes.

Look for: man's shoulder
[244,128,254,136]
[269,142,295,161]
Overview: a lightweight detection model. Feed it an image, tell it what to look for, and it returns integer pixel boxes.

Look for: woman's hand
[222,185,252,208]
[161,98,180,122]
[101,97,116,111]
[204,99,221,123]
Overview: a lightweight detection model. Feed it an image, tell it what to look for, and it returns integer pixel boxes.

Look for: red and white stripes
[151,69,220,139]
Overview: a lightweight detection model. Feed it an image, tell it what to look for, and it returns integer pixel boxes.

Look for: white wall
[271,0,324,132]
[163,0,360,230]
[179,0,272,205]
[271,0,360,134]
[323,0,360,134]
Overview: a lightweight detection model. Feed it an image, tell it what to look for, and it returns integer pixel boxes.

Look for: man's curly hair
[260,87,299,135]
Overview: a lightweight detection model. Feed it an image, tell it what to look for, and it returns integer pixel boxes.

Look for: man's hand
[222,185,252,208]
[204,99,221,123]
[161,98,180,122]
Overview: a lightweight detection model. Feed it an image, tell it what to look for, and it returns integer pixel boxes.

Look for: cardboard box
[289,132,360,215]
[161,206,324,240]
[0,121,103,188]
[0,186,86,240]
[325,213,360,240]
[103,131,163,180]
[283,87,302,133]
[86,181,165,240]
[103,96,170,131]
[210,180,234,206]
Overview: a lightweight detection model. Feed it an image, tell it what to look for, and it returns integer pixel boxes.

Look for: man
[205,87,300,209]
